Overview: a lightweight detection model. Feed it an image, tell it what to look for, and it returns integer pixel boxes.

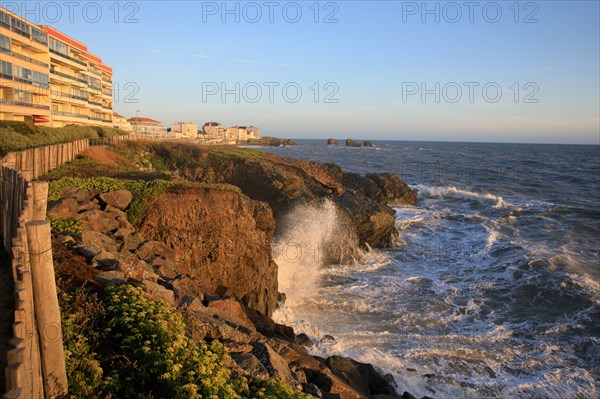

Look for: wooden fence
[0,134,165,398]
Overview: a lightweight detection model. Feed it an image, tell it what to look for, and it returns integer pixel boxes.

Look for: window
[13,65,32,83]
[31,28,47,45]
[1,60,12,78]
[0,12,10,27]
[10,17,30,37]
[14,90,33,104]
[0,34,10,53]
[50,38,68,56]
[32,71,49,88]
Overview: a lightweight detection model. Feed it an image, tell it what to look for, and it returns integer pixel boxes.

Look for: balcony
[0,98,50,110]
[0,47,49,68]
[102,105,112,110]
[50,69,88,84]
[49,49,87,67]
[54,110,89,119]
[88,69,102,77]
[102,78,113,85]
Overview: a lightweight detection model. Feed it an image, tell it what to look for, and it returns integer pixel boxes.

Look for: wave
[415,184,511,209]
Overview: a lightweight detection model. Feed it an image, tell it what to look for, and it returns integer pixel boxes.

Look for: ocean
[260,140,600,399]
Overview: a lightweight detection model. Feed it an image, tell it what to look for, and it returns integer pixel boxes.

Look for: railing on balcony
[0,98,49,109]
[50,69,88,84]
[53,110,89,119]
[102,105,112,110]
[49,49,87,67]
[102,78,113,85]
[88,69,101,77]
[0,47,49,68]
[88,100,102,106]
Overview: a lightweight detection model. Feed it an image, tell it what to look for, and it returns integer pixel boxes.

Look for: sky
[5,0,600,144]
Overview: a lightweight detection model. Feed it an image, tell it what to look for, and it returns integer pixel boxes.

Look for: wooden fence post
[26,220,67,398]
[32,182,48,221]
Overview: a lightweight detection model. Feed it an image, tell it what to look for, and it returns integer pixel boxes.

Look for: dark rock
[76,231,117,260]
[402,393,417,399]
[150,256,179,280]
[363,141,374,147]
[302,383,323,398]
[423,373,436,379]
[94,271,127,286]
[325,356,370,397]
[296,333,314,347]
[327,138,339,145]
[483,365,496,378]
[232,352,269,379]
[313,369,365,399]
[119,232,145,252]
[321,335,336,343]
[345,139,362,147]
[98,190,133,210]
[365,173,417,206]
[251,341,297,387]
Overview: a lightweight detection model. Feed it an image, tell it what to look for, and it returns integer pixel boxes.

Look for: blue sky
[8,0,599,143]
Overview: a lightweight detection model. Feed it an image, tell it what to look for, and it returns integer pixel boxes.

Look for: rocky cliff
[139,185,279,317]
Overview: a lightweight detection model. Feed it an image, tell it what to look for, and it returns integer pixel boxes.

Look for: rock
[321,335,336,343]
[119,232,145,252]
[363,141,374,147]
[303,383,323,397]
[483,365,496,378]
[94,271,127,286]
[365,173,417,205]
[325,357,370,398]
[251,341,297,388]
[136,240,174,261]
[232,352,270,379]
[296,333,314,347]
[186,307,254,344]
[142,279,175,306]
[402,392,417,399]
[92,249,118,270]
[171,276,205,302]
[47,198,79,219]
[327,138,339,145]
[207,298,256,332]
[115,251,158,282]
[78,209,119,234]
[98,190,133,210]
[78,200,100,213]
[60,186,95,202]
[345,139,362,148]
[150,256,179,280]
[76,231,117,260]
[139,185,279,317]
[56,234,76,245]
[313,368,367,399]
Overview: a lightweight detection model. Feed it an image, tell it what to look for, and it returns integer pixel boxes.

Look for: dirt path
[0,244,13,394]
[82,146,133,167]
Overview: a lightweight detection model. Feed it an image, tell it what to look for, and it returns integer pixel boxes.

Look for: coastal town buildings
[168,122,198,139]
[203,121,223,140]
[128,116,166,137]
[0,6,113,127]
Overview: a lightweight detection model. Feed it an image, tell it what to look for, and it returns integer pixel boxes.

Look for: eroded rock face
[139,185,279,317]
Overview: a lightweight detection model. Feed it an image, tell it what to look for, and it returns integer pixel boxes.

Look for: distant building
[225,126,248,141]
[247,126,261,139]
[112,112,132,132]
[128,116,166,137]
[169,122,198,139]
[203,122,224,140]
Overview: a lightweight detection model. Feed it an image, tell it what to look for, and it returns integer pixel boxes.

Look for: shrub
[48,177,177,224]
[48,216,85,236]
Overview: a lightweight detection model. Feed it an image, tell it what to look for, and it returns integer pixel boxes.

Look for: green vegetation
[48,216,85,236]
[0,121,128,156]
[48,177,177,225]
[59,284,312,399]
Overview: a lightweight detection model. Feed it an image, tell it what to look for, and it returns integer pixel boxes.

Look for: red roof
[113,112,126,119]
[128,117,161,124]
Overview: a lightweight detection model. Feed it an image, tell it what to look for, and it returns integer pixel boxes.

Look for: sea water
[265,140,599,399]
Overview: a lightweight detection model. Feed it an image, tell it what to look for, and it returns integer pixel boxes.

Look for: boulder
[99,190,133,210]
[207,298,256,332]
[231,352,270,379]
[363,141,374,147]
[47,198,79,219]
[365,173,417,206]
[94,271,127,286]
[78,209,119,234]
[115,251,158,282]
[327,138,339,145]
[76,231,117,260]
[325,357,370,397]
[142,279,175,306]
[251,341,298,388]
[150,256,179,280]
[345,139,362,148]
[60,186,95,202]
[313,369,367,399]
[136,240,175,261]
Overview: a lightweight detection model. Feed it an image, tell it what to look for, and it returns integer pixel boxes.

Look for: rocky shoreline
[43,142,429,398]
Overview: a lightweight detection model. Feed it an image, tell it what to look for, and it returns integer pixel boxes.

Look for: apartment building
[113,112,132,132]
[128,116,166,137]
[0,6,113,127]
[169,122,198,139]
